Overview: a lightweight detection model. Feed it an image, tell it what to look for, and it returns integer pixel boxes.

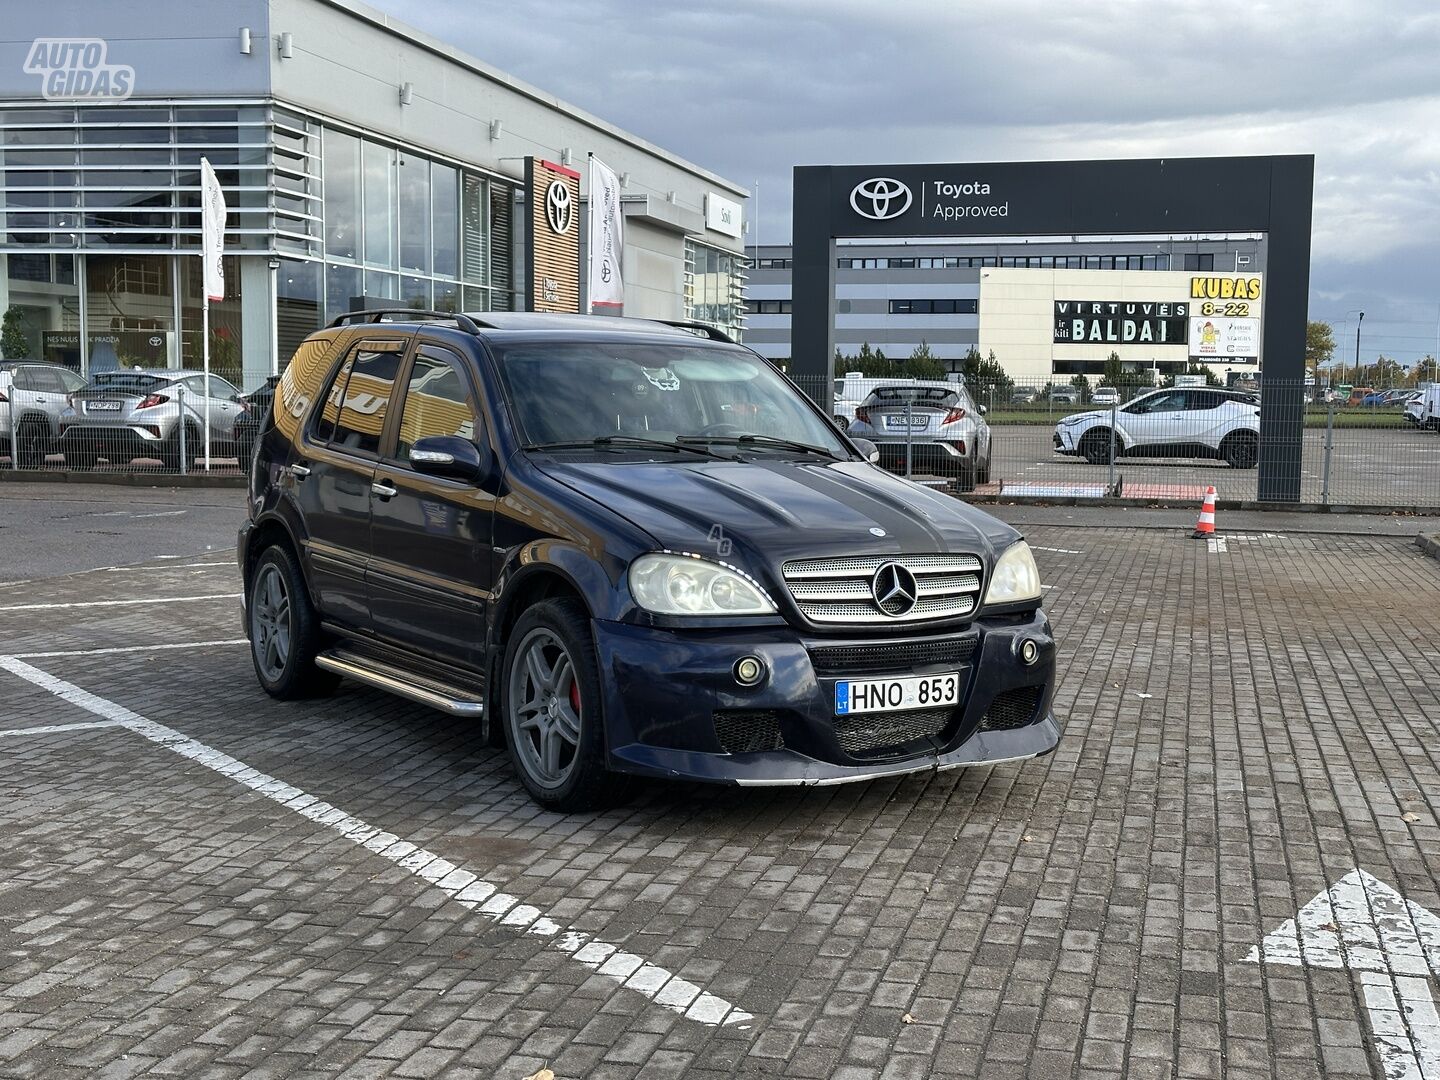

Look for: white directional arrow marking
[1246,868,1440,1080]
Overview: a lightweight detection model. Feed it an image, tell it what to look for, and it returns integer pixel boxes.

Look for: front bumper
[1053,426,1081,455]
[592,610,1059,786]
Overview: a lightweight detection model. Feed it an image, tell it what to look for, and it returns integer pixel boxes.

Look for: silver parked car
[847,380,992,489]
[0,361,89,468]
[59,369,245,470]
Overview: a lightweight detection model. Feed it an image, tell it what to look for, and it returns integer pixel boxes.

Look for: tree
[1,307,29,360]
[1070,374,1091,403]
[1099,351,1123,388]
[1306,320,1336,375]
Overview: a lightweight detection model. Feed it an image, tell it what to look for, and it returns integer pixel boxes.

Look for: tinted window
[58,368,87,393]
[864,386,960,408]
[395,349,475,463]
[313,354,356,444]
[330,347,399,455]
[90,373,164,394]
[1188,391,1225,411]
[11,368,39,392]
[26,368,64,393]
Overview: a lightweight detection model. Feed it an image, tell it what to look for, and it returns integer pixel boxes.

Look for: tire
[500,597,631,812]
[1079,430,1114,465]
[247,543,340,700]
[14,421,48,470]
[162,423,199,472]
[1221,432,1259,469]
[977,457,991,485]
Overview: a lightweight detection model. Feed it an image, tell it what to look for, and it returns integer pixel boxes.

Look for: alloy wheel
[251,564,292,682]
[508,628,582,789]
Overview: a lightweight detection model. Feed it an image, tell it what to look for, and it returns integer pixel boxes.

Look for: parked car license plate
[835,672,960,716]
[883,415,928,429]
[88,401,122,411]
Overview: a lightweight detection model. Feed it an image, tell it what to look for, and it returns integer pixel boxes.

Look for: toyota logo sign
[546,179,573,235]
[850,177,912,221]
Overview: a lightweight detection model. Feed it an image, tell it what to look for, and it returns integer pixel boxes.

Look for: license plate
[884,415,928,429]
[88,401,122,411]
[835,672,961,716]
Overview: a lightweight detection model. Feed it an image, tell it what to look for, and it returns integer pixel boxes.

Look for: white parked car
[1091,387,1119,407]
[1053,386,1260,468]
[848,380,992,489]
[1408,387,1440,430]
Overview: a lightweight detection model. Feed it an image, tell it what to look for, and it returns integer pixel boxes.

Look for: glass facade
[684,240,746,340]
[0,101,515,389]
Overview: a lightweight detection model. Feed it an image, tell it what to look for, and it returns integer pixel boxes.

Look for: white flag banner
[587,155,624,311]
[200,156,227,301]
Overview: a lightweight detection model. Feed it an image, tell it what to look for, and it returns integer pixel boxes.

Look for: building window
[754,257,791,269]
[746,299,791,314]
[888,299,978,315]
[1183,253,1215,271]
[322,129,360,261]
[685,240,745,340]
[397,154,431,274]
[361,141,395,268]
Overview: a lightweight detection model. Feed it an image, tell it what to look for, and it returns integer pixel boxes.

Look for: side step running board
[315,650,485,718]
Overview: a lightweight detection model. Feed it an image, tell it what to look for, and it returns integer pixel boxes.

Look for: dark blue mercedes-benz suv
[239,311,1060,810]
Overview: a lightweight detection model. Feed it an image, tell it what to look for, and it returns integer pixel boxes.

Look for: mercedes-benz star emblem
[546,179,573,234]
[850,177,912,221]
[871,562,919,616]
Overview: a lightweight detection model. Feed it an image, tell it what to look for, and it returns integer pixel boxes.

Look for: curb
[1418,534,1440,561]
[961,494,1440,517]
[0,470,246,490]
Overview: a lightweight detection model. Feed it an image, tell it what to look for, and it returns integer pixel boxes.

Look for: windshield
[491,342,850,454]
[88,373,165,394]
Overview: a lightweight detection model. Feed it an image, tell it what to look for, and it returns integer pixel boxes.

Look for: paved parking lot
[2,513,1439,1078]
[987,425,1440,506]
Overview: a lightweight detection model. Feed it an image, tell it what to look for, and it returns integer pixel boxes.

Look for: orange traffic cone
[1192,486,1217,539]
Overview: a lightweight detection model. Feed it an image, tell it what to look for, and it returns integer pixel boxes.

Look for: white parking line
[1207,537,1228,554]
[10,640,248,659]
[1031,546,1082,555]
[0,720,126,739]
[0,655,754,1029]
[98,562,233,573]
[0,594,241,613]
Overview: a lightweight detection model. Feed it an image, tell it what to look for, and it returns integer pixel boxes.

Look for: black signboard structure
[791,155,1314,501]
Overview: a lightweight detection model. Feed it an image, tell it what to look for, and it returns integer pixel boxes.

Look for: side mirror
[409,434,491,483]
[978,404,988,416]
[851,437,881,464]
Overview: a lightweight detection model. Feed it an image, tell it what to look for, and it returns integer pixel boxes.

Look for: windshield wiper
[528,435,725,458]
[677,433,843,460]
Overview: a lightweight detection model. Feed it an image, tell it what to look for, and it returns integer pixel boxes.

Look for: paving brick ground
[0,525,1437,1078]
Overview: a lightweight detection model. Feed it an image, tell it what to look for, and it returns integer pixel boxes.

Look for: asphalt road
[2,516,1439,1077]
[0,483,245,582]
[987,424,1440,506]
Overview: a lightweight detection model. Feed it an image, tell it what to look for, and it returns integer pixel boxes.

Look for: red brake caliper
[569,680,581,715]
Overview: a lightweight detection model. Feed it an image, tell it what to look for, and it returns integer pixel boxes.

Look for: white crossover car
[1053,387,1261,468]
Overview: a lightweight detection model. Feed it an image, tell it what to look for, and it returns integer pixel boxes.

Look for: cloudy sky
[391,0,1440,367]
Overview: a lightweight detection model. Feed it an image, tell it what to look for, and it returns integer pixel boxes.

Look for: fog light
[733,655,765,686]
[1019,639,1039,666]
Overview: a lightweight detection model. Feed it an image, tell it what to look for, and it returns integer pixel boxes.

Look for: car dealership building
[747,238,1267,383]
[0,0,748,390]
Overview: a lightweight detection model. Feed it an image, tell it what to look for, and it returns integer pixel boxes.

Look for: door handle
[288,463,311,479]
[371,481,397,500]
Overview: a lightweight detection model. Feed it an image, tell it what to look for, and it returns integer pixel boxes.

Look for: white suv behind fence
[1053,387,1261,469]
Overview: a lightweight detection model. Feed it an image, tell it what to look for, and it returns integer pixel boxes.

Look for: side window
[394,348,476,463]
[57,368,87,394]
[11,368,37,392]
[313,354,356,444]
[1188,391,1221,411]
[330,346,400,455]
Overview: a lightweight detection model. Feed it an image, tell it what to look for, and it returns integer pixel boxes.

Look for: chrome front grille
[781,553,983,625]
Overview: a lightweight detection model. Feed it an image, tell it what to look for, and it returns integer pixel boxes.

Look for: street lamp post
[1354,311,1365,386]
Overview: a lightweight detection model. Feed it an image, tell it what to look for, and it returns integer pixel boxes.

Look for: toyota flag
[200,157,227,301]
[587,155,624,311]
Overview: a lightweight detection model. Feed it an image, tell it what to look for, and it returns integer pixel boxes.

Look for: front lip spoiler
[608,714,1061,787]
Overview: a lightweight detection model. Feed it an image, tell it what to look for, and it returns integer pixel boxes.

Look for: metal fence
[805,374,1440,508]
[4,367,1438,508]
[1,380,249,477]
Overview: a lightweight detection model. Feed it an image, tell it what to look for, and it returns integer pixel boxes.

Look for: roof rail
[328,309,487,333]
[651,319,734,343]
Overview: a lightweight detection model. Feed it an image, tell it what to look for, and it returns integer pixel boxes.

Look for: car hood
[531,456,1020,573]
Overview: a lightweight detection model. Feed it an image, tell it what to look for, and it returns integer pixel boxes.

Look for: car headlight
[983,541,1042,607]
[629,553,777,616]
